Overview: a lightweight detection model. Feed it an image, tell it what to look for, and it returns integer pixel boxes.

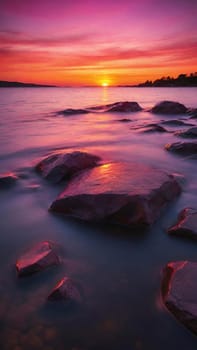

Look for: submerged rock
[168,208,197,240]
[16,241,60,277]
[161,261,197,335]
[188,108,197,119]
[117,118,132,123]
[58,108,89,116]
[150,101,188,115]
[50,162,182,228]
[176,127,197,138]
[141,124,167,133]
[0,173,18,189]
[48,276,82,302]
[161,120,193,127]
[165,142,197,156]
[36,151,101,184]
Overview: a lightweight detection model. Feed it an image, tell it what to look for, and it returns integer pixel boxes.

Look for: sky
[0,0,197,86]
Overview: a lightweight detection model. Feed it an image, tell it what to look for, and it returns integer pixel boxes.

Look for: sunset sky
[0,0,197,86]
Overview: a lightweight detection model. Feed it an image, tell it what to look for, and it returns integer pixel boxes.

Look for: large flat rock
[36,151,101,184]
[16,241,60,277]
[168,208,197,240]
[50,162,182,228]
[150,101,188,115]
[162,261,197,335]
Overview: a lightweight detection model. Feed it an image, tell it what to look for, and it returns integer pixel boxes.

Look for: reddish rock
[165,142,197,156]
[16,241,60,277]
[48,277,82,302]
[150,101,187,115]
[36,151,101,184]
[176,127,197,138]
[0,173,18,189]
[161,261,197,335]
[50,162,182,228]
[168,208,197,240]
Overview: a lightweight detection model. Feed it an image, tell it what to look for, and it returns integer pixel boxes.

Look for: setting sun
[101,82,109,87]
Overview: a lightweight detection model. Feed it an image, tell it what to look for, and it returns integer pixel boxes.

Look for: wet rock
[165,142,197,156]
[16,241,60,277]
[107,101,142,112]
[161,261,197,335]
[50,162,182,228]
[0,173,18,189]
[57,108,89,116]
[168,208,197,240]
[188,108,197,119]
[141,124,167,133]
[176,127,197,138]
[88,101,142,113]
[161,119,193,127]
[48,276,82,302]
[150,101,188,115]
[117,118,132,123]
[36,151,101,184]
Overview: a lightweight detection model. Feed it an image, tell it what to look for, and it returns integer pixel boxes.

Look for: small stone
[48,277,82,303]
[168,208,197,240]
[0,173,18,189]
[16,241,60,277]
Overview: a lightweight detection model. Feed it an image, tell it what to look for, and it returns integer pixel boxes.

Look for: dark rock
[168,208,197,240]
[188,108,197,119]
[107,101,142,112]
[48,276,82,302]
[176,127,197,138]
[58,108,89,116]
[161,120,193,127]
[88,101,142,113]
[117,118,132,123]
[0,173,18,189]
[16,241,60,277]
[141,124,167,133]
[161,261,197,335]
[150,101,188,115]
[50,162,182,228]
[36,151,101,184]
[165,142,197,156]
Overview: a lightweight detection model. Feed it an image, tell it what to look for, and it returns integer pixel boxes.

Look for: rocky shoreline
[1,100,197,337]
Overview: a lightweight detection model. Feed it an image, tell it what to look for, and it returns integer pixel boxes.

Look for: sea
[0,87,197,350]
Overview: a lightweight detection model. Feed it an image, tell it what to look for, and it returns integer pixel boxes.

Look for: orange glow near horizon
[0,0,196,86]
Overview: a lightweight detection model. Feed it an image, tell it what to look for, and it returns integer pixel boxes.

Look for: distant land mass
[118,73,197,87]
[0,81,56,88]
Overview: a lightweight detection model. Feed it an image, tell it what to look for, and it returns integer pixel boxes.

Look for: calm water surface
[0,87,197,350]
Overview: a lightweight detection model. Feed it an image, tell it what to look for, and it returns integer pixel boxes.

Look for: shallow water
[0,87,197,350]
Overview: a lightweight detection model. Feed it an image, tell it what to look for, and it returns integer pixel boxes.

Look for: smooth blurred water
[0,87,197,350]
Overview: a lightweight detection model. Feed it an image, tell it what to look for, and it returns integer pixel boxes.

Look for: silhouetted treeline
[137,73,197,87]
[0,81,55,88]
